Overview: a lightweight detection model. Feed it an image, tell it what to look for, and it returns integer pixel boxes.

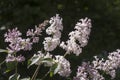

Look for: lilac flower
[26,20,49,43]
[6,54,25,62]
[27,20,48,37]
[4,28,22,43]
[16,55,25,62]
[92,49,120,79]
[74,18,91,47]
[43,37,60,51]
[60,18,92,56]
[60,38,82,56]
[46,14,63,36]
[26,29,34,36]
[43,14,63,51]
[5,54,16,62]
[73,62,104,80]
[4,28,22,52]
[32,37,39,43]
[54,55,71,77]
[20,38,33,50]
[4,28,33,53]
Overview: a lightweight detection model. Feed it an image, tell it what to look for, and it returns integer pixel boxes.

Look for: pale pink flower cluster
[74,62,104,80]
[60,18,92,56]
[92,49,120,79]
[54,55,71,77]
[43,14,63,51]
[31,52,71,77]
[6,54,25,62]
[4,28,34,63]
[27,20,49,43]
[3,15,94,80]
[4,28,33,53]
[4,21,48,63]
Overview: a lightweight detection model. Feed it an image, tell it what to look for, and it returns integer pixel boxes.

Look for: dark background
[0,0,120,80]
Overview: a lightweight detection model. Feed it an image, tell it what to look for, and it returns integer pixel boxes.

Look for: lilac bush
[0,14,120,80]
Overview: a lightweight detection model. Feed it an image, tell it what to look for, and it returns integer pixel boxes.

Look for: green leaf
[49,63,60,77]
[4,69,11,74]
[50,71,53,77]
[0,61,5,69]
[50,63,58,72]
[41,58,53,64]
[43,58,53,62]
[49,63,61,77]
[9,73,20,80]
[54,64,61,74]
[28,55,41,68]
[0,49,8,53]
[6,61,17,71]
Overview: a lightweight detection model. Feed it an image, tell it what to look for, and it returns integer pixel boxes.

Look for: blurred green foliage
[0,0,120,80]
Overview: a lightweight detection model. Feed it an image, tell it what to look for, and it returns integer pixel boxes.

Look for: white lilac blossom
[54,55,71,77]
[6,54,25,62]
[43,14,63,51]
[60,18,92,56]
[46,14,63,37]
[4,28,33,53]
[73,62,104,80]
[43,37,60,51]
[92,49,120,79]
[60,37,82,56]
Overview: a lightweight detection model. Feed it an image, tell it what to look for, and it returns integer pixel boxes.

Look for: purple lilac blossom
[4,28,33,53]
[26,20,49,43]
[6,54,25,62]
[92,49,120,79]
[74,62,104,80]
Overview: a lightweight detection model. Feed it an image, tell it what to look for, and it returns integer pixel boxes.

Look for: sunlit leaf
[9,73,20,80]
[0,49,8,53]
[28,55,41,68]
[50,71,53,77]
[49,63,60,77]
[54,64,61,74]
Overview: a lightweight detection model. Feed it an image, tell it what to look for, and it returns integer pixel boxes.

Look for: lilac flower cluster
[6,54,25,62]
[74,62,104,80]
[4,14,120,80]
[43,14,63,51]
[60,18,92,56]
[31,52,71,77]
[4,21,48,63]
[54,55,71,77]
[4,28,33,53]
[92,49,120,79]
[4,28,32,62]
[27,20,49,43]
